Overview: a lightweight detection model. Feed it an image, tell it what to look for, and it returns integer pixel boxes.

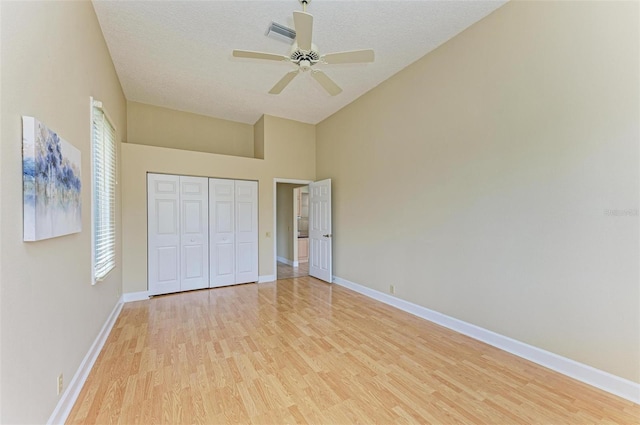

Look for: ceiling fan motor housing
[290,42,320,67]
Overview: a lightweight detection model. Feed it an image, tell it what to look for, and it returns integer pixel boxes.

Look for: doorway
[275,182,309,280]
[273,177,333,283]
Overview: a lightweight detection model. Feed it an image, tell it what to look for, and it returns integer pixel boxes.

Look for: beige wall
[254,115,265,159]
[122,114,315,293]
[0,2,126,423]
[276,184,296,262]
[317,1,639,382]
[127,101,254,157]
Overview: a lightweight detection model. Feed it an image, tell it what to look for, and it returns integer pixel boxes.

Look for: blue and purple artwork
[23,116,81,241]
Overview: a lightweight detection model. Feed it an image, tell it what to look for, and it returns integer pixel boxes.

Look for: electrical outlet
[57,374,63,395]
[389,285,395,295]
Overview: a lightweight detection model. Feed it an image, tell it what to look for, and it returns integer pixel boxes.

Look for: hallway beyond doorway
[277,261,308,279]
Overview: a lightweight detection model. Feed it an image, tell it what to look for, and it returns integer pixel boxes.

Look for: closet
[147,174,209,295]
[209,178,258,288]
[147,173,258,296]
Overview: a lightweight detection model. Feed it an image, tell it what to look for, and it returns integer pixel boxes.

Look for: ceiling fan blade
[322,49,375,65]
[311,70,342,96]
[293,11,313,51]
[269,70,300,94]
[233,50,289,61]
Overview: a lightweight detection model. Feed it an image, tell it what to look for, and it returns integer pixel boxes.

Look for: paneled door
[209,179,236,287]
[179,176,209,291]
[148,173,181,295]
[309,179,332,283]
[235,180,258,284]
[209,179,258,287]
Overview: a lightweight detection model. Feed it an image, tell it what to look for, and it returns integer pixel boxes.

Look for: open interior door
[308,179,332,282]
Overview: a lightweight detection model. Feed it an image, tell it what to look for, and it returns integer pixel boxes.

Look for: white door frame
[273,178,313,281]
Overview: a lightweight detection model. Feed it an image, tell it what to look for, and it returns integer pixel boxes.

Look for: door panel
[157,246,178,282]
[156,181,176,193]
[183,200,204,233]
[210,179,236,287]
[237,242,254,273]
[309,179,332,282]
[184,245,204,278]
[237,202,253,232]
[217,244,234,276]
[216,202,233,232]
[157,200,178,234]
[180,176,209,291]
[235,180,258,284]
[148,173,181,295]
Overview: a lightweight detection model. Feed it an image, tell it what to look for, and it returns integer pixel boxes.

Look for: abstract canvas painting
[23,116,81,241]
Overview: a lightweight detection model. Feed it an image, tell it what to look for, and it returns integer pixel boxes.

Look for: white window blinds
[92,102,116,282]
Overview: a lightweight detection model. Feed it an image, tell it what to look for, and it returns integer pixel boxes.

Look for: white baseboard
[123,291,150,302]
[47,296,124,425]
[277,256,301,267]
[333,275,640,404]
[276,256,294,266]
[258,274,276,283]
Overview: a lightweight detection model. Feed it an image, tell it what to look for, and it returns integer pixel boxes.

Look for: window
[91,99,116,282]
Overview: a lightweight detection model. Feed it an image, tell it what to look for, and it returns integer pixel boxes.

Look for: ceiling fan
[233,0,375,96]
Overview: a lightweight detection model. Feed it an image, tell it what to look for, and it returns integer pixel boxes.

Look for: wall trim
[258,274,276,283]
[333,275,640,404]
[47,296,124,425]
[277,256,294,267]
[123,291,150,302]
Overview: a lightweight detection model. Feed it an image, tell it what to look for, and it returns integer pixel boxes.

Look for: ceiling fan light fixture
[299,60,311,71]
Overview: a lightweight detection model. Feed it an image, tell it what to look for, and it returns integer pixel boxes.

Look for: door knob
[323,234,332,238]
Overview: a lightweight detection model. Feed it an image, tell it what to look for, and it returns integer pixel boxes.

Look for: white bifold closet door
[209,179,258,287]
[179,176,210,291]
[234,180,259,284]
[209,179,235,287]
[148,173,209,296]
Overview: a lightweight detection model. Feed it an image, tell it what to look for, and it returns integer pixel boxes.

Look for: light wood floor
[277,261,309,280]
[67,277,639,424]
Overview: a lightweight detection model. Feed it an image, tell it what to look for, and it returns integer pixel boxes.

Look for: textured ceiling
[93,0,507,125]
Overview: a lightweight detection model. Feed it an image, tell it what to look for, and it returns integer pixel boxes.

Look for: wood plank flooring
[277,261,309,280]
[67,276,640,424]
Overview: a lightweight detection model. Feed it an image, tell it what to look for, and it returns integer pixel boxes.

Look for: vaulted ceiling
[93,0,507,124]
